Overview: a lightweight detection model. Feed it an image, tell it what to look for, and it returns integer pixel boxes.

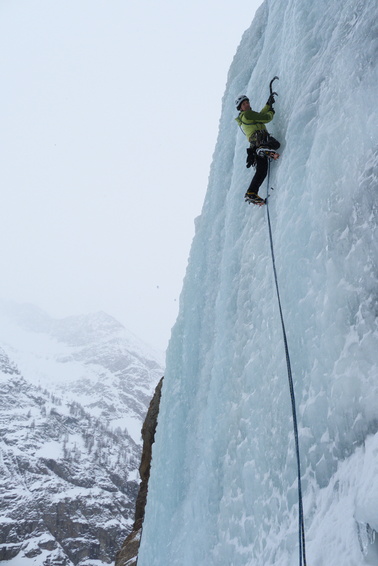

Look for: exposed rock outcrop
[115,377,164,566]
[0,373,139,566]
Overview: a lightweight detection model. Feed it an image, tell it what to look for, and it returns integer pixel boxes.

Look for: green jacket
[235,104,274,142]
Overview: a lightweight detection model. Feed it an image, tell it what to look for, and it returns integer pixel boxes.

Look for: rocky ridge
[0,303,163,566]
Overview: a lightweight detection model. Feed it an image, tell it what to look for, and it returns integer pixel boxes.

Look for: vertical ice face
[138,0,378,565]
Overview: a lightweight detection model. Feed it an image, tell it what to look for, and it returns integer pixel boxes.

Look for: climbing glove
[246,147,256,168]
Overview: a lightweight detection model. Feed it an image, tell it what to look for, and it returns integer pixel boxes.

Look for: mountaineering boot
[245,192,266,206]
[256,147,280,160]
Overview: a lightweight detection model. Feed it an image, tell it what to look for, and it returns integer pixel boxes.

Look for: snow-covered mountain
[136,1,378,565]
[0,301,163,566]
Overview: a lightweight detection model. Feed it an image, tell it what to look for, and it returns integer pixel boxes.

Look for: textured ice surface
[138,0,378,565]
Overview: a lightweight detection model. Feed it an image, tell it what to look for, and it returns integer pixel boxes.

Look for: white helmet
[235,95,249,110]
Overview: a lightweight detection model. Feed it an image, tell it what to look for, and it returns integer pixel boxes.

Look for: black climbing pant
[247,155,269,195]
[247,135,280,195]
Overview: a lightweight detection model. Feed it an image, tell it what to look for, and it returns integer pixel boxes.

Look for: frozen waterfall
[137,0,378,564]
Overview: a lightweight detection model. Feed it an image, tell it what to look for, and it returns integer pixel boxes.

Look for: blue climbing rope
[265,161,307,566]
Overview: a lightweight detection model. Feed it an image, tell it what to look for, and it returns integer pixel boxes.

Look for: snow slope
[137,0,378,565]
[0,302,163,566]
[0,301,163,443]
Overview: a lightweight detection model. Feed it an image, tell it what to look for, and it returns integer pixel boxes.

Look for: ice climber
[235,93,280,205]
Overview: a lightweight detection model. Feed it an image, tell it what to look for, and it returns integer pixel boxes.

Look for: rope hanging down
[265,162,307,566]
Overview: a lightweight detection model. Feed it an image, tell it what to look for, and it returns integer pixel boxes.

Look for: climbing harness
[265,161,308,566]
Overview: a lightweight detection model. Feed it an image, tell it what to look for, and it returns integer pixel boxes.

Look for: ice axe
[269,75,279,97]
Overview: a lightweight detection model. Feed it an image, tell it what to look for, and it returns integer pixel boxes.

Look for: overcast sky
[0,0,263,353]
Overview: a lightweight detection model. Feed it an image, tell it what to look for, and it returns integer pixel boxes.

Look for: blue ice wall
[138,0,378,564]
